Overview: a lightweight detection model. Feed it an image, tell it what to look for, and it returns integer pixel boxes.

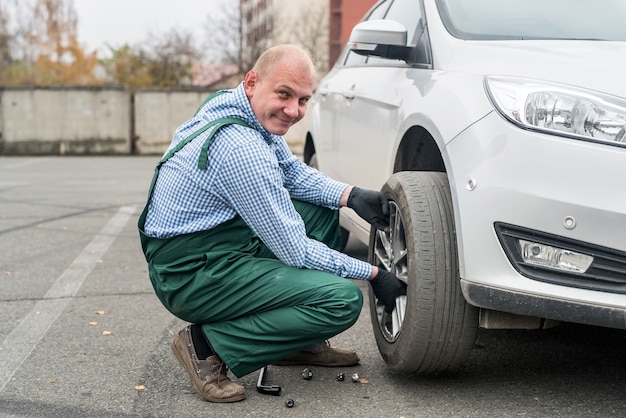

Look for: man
[138,44,405,403]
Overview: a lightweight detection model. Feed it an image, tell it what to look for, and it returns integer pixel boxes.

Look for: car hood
[439,40,626,98]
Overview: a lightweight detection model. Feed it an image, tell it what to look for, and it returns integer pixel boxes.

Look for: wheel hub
[372,202,407,342]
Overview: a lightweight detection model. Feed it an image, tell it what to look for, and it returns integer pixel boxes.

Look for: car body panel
[447,111,626,308]
[306,0,626,328]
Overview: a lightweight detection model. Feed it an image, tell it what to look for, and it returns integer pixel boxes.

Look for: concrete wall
[133,89,214,155]
[0,86,306,156]
[0,86,131,155]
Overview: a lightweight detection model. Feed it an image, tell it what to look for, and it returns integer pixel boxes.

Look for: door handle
[342,84,355,100]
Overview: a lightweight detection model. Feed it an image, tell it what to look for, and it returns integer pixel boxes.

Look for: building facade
[239,0,274,70]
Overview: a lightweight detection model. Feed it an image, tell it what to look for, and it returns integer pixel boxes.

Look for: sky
[73,0,226,55]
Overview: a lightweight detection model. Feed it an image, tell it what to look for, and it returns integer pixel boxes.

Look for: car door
[312,64,361,180]
[335,0,426,190]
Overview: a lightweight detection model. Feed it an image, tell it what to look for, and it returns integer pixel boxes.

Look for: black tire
[368,171,478,374]
[308,152,349,250]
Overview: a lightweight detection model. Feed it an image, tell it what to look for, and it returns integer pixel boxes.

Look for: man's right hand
[346,187,390,231]
[369,269,407,313]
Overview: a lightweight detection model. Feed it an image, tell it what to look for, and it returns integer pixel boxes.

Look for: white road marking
[0,205,137,392]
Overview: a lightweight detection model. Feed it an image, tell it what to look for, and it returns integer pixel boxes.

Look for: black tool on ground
[256,366,281,396]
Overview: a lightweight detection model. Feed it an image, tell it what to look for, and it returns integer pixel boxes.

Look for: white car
[304,0,626,374]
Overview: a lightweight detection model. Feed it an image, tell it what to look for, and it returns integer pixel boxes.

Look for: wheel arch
[392,126,446,174]
[303,132,316,165]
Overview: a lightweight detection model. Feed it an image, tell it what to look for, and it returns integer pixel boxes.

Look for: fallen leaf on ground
[96,310,106,315]
[134,385,146,391]
[358,378,369,384]
[88,322,98,326]
[102,330,113,336]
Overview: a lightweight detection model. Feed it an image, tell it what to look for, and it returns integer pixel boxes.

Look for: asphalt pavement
[1,156,625,418]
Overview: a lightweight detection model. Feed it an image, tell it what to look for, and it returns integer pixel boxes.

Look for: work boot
[273,340,359,367]
[171,326,246,403]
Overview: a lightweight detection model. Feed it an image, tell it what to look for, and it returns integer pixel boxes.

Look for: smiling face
[244,46,316,136]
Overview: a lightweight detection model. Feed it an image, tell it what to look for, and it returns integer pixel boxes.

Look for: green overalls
[137,96,363,377]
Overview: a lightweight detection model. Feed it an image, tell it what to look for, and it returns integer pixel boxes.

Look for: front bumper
[461,280,626,330]
[446,111,626,328]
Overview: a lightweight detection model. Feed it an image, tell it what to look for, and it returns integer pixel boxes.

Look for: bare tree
[146,28,201,87]
[201,0,269,74]
[0,1,12,72]
[193,1,332,85]
[101,28,201,88]
[202,0,241,66]
[273,2,329,76]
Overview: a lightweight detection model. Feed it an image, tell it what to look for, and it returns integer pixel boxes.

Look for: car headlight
[485,76,626,147]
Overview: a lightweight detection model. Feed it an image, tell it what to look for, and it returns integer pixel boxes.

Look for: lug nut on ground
[285,398,295,408]
[351,373,359,382]
[337,372,345,381]
[301,368,313,380]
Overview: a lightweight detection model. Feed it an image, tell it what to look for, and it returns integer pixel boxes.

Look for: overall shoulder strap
[156,117,250,169]
[139,91,250,232]
[142,116,250,218]
[192,90,252,169]
[196,118,250,170]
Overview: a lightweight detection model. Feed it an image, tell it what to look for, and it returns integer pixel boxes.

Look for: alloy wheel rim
[372,201,408,342]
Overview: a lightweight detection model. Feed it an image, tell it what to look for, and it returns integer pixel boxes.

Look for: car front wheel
[369,171,478,374]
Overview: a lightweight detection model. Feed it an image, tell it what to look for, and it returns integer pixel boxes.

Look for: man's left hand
[369,269,407,313]
[347,187,390,230]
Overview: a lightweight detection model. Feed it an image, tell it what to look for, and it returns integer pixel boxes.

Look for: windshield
[436,0,626,41]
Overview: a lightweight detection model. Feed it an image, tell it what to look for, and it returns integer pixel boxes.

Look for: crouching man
[138,44,405,403]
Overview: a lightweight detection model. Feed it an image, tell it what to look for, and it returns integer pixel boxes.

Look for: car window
[367,0,391,21]
[342,49,367,66]
[436,0,626,41]
[410,20,431,66]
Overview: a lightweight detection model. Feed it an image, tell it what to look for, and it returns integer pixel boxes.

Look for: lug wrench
[256,365,281,396]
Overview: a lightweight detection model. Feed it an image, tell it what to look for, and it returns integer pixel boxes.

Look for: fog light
[519,239,593,273]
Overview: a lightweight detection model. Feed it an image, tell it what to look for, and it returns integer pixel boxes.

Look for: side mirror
[348,20,411,61]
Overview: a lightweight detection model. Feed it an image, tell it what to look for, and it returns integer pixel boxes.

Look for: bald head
[243,44,317,136]
[252,44,317,81]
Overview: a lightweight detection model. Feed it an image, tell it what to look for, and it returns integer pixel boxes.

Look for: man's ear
[244,70,257,97]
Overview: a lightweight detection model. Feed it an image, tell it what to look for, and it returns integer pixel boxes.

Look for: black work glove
[347,187,390,230]
[369,269,407,313]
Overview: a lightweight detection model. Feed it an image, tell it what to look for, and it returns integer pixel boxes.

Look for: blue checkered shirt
[144,83,372,280]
